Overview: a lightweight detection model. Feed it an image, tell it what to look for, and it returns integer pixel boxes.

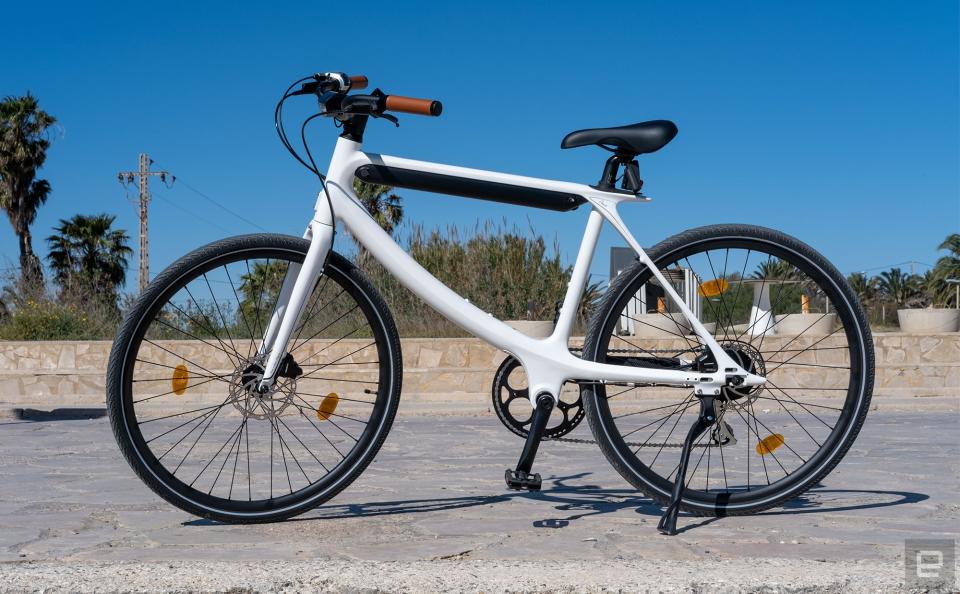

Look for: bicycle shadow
[183,472,928,533]
[525,474,929,533]
[6,407,107,422]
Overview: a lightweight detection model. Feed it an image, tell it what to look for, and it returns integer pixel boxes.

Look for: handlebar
[349,75,368,90]
[302,72,443,118]
[384,95,442,116]
[277,72,441,177]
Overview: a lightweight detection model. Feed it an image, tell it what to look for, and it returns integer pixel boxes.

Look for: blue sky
[2,1,957,289]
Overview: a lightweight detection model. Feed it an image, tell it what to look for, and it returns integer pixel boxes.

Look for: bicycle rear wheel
[107,234,402,523]
[582,224,873,516]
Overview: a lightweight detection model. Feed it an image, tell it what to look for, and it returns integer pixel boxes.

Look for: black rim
[590,234,868,509]
[119,246,394,515]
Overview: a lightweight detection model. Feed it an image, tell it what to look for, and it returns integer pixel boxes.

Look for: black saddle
[561,120,678,155]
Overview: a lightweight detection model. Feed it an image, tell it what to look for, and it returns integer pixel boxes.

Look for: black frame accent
[355,164,587,212]
[339,115,369,142]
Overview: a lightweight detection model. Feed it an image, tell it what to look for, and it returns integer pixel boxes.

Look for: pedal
[504,392,554,492]
[504,469,542,491]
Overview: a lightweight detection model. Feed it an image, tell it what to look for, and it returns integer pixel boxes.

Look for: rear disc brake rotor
[718,341,766,410]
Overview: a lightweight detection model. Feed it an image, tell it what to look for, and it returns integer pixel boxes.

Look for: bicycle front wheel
[582,224,873,516]
[107,234,402,523]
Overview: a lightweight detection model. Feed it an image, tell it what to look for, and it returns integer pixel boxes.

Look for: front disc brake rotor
[230,359,296,420]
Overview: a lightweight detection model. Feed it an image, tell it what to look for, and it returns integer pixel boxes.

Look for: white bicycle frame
[257,136,766,405]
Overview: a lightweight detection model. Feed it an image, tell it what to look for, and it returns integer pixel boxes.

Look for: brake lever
[288,82,315,96]
[374,113,400,127]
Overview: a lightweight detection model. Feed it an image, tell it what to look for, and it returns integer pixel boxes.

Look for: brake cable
[274,76,324,180]
[274,75,339,231]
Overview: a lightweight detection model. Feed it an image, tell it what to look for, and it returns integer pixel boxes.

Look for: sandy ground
[0,409,956,592]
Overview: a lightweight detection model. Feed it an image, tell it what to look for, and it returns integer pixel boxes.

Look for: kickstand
[505,393,554,491]
[657,395,717,535]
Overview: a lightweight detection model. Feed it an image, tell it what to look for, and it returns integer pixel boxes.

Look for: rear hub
[718,341,766,408]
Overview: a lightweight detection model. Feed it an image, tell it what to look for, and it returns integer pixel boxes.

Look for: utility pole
[118,154,173,294]
[118,154,167,294]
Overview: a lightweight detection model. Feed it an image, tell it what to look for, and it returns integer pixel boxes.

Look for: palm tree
[46,214,132,302]
[847,272,878,306]
[877,267,922,306]
[352,179,403,236]
[238,260,288,327]
[930,233,960,307]
[752,258,800,280]
[577,279,604,328]
[0,94,56,283]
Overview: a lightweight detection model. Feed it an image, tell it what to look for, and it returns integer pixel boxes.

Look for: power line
[150,161,267,232]
[852,260,935,275]
[152,192,235,236]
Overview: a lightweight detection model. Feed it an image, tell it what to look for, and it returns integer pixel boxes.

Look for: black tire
[582,224,873,517]
[107,234,402,523]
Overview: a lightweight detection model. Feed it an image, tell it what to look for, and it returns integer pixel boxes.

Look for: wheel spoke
[181,284,245,365]
[118,247,395,512]
[593,235,866,508]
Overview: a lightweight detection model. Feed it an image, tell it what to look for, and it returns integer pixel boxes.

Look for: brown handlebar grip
[385,95,443,116]
[349,75,369,90]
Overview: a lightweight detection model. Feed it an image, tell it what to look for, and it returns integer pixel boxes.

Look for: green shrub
[0,299,109,340]
[0,277,121,340]
[355,220,598,337]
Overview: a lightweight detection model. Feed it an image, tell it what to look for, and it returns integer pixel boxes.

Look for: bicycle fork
[256,217,335,391]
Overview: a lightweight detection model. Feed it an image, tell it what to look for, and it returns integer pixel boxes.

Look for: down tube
[334,196,540,351]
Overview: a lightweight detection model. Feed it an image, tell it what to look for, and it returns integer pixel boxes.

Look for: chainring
[491,356,585,439]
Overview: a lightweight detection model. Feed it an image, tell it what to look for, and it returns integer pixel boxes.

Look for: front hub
[230,358,298,420]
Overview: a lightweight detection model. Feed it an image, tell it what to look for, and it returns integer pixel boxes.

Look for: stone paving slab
[0,411,957,592]
[0,559,911,593]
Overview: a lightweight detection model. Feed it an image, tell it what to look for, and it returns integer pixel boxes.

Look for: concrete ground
[0,406,957,593]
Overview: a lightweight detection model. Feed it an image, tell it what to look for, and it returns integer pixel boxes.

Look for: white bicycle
[107,72,874,534]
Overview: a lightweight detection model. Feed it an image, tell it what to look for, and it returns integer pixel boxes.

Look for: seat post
[597,151,639,192]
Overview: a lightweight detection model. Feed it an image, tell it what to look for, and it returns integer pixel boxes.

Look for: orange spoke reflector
[317,392,339,421]
[171,364,189,395]
[756,433,785,456]
[698,279,730,298]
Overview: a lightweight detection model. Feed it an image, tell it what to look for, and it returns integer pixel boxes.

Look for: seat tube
[551,208,604,342]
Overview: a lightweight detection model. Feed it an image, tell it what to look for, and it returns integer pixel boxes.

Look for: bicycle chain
[499,345,716,448]
[542,435,711,448]
[567,346,705,356]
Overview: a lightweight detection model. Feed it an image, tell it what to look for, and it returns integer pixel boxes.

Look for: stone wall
[0,333,956,410]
